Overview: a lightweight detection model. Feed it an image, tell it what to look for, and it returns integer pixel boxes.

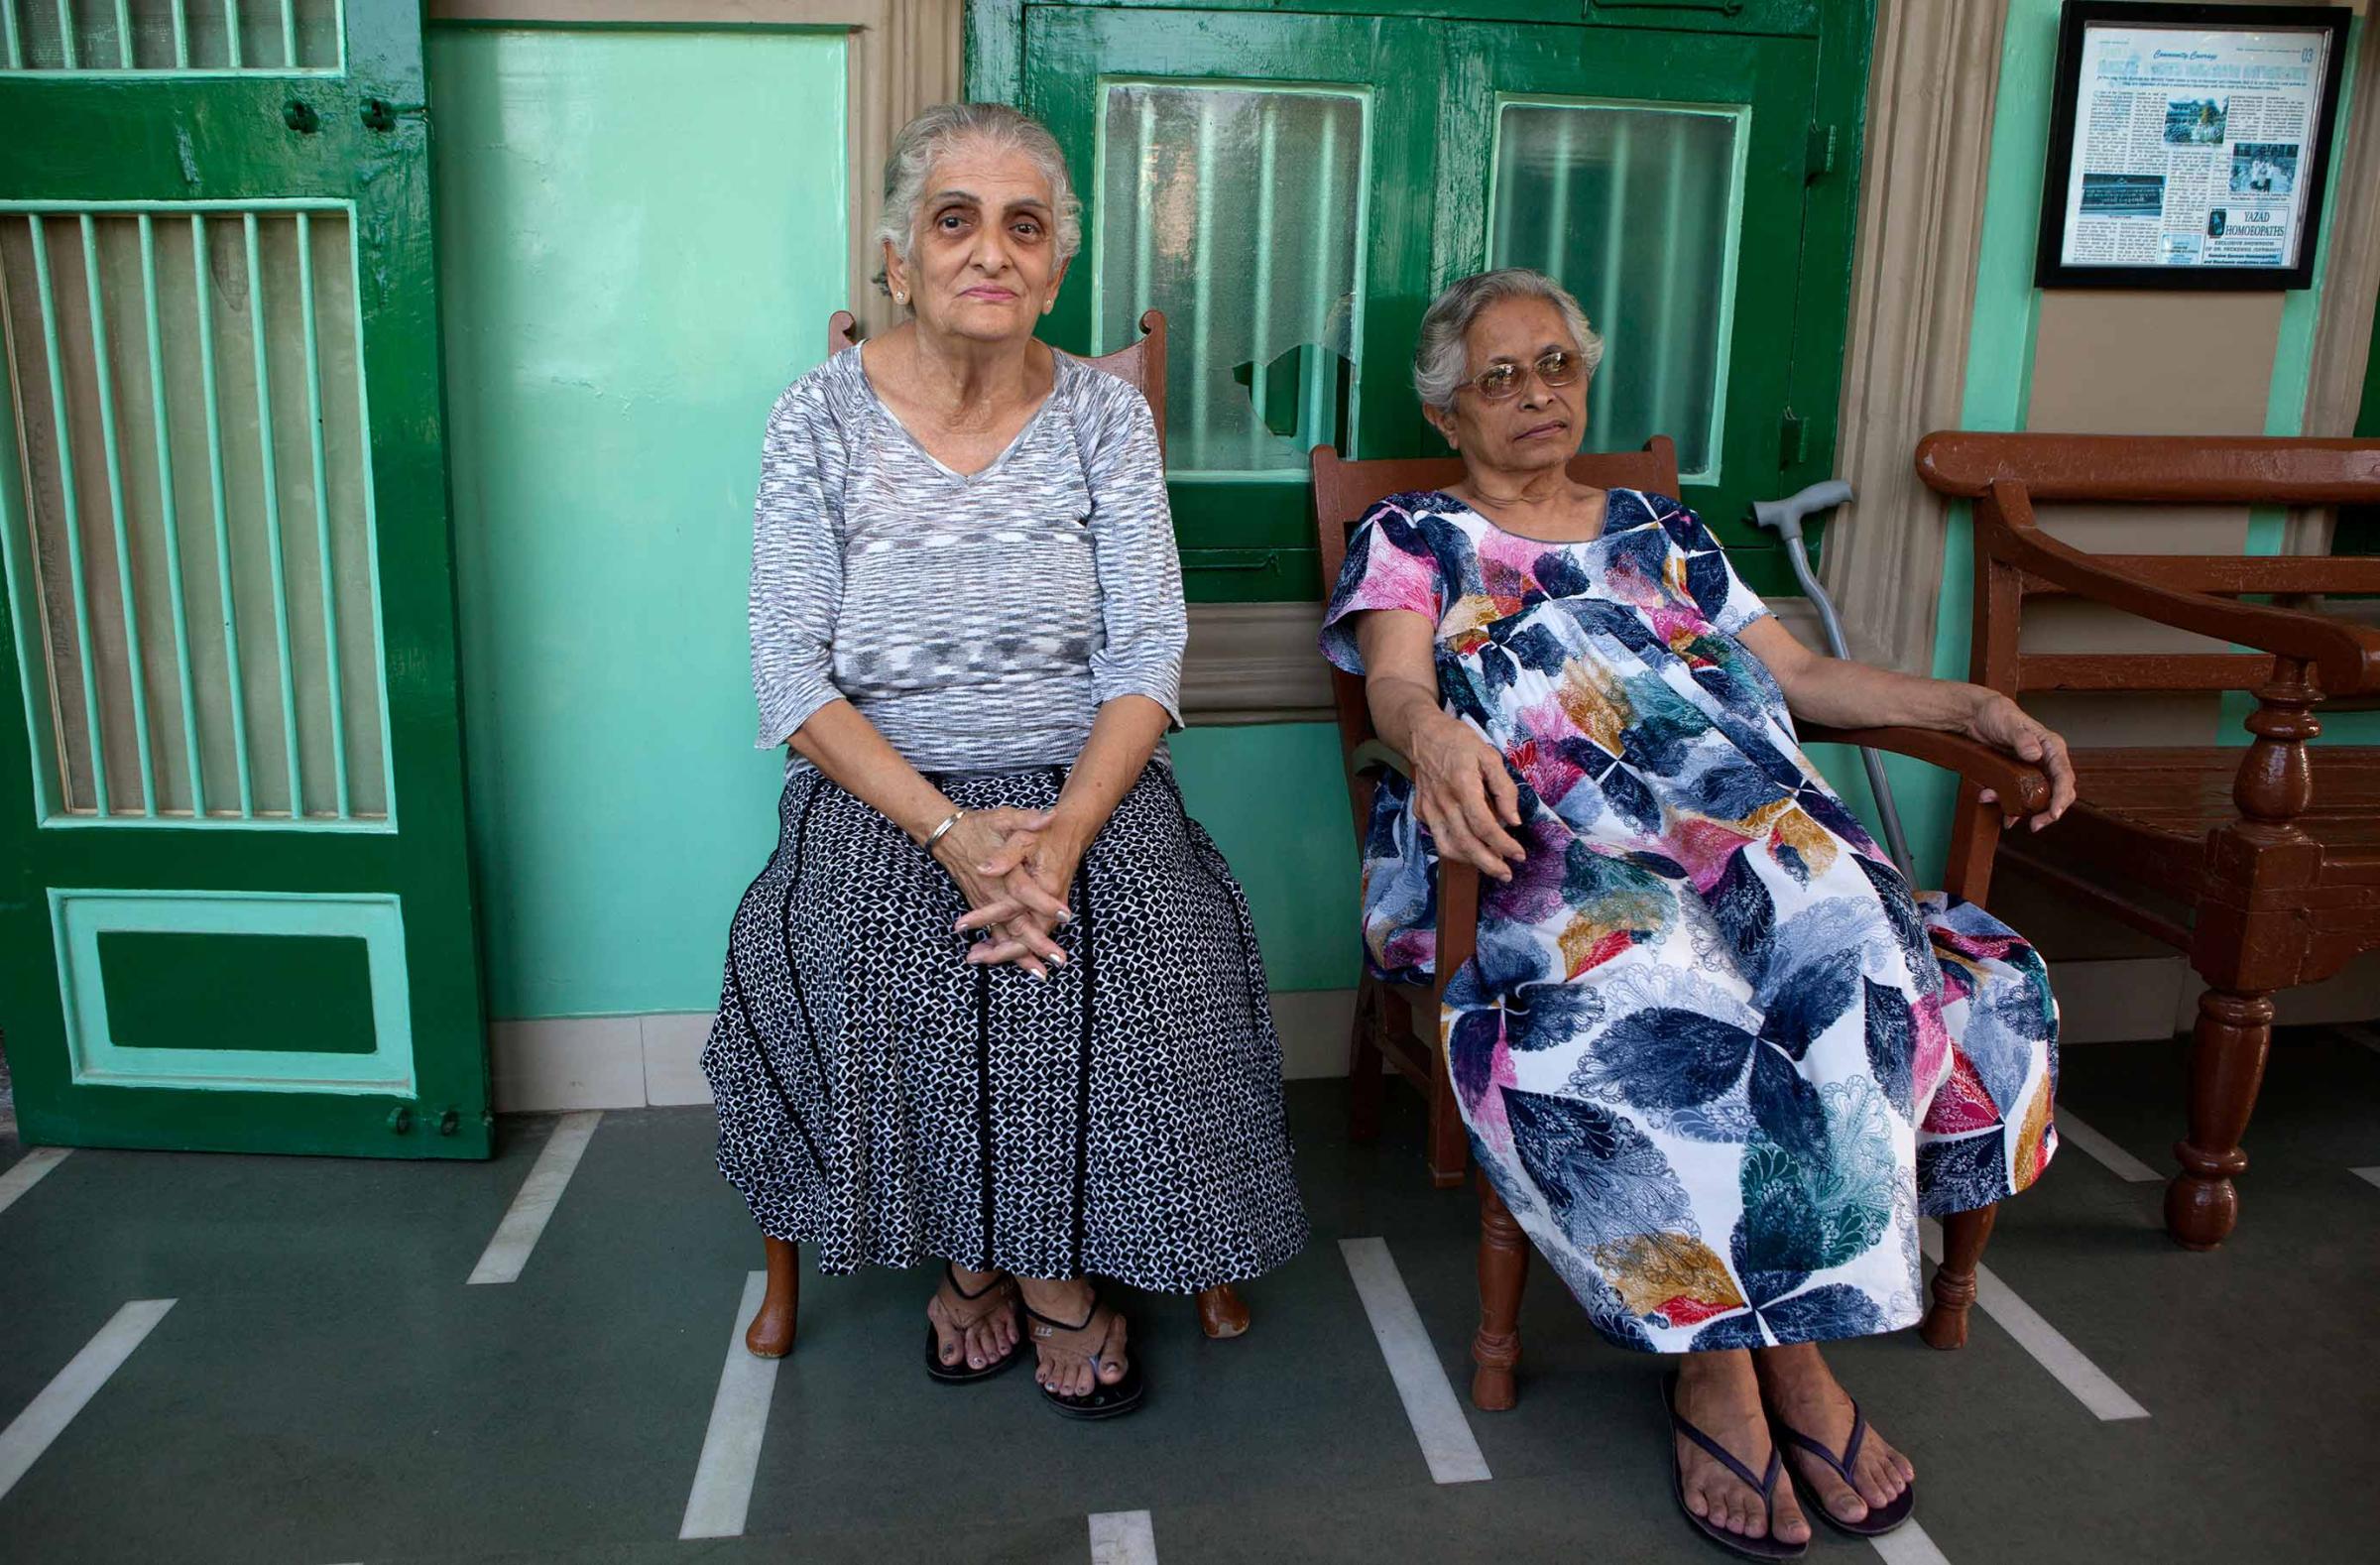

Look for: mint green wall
[430,27,847,1021]
[1887,1,2370,881]
[1172,723,1362,992]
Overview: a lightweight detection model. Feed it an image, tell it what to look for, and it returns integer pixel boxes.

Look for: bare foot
[925,1264,1020,1373]
[1673,1350,1812,1547]
[1015,1276,1130,1398]
[1754,1343,1915,1526]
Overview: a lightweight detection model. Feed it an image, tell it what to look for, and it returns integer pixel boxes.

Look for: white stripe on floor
[468,1111,602,1285]
[1338,1237,1492,1485]
[679,1270,781,1540]
[1921,1219,2147,1421]
[1088,1509,1158,1565]
[1870,1517,1953,1565]
[2352,1167,2380,1192]
[0,1146,70,1220]
[0,1298,176,1503]
[2052,1112,2162,1183]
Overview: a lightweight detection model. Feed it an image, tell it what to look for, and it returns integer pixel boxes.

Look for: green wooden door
[992,0,1870,600]
[0,0,491,1158]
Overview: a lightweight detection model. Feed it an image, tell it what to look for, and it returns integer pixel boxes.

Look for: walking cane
[1747,481,1916,881]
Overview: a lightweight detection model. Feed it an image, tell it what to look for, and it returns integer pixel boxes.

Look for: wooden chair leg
[1472,1174,1527,1410]
[1425,1016,1467,1189]
[1348,977,1385,1144]
[1919,1204,1997,1350]
[745,1235,799,1359]
[1195,1284,1250,1339]
[2167,986,2274,1250]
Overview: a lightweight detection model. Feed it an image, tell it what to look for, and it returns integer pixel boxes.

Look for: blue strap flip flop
[1773,1397,1916,1537]
[1663,1372,1809,1561]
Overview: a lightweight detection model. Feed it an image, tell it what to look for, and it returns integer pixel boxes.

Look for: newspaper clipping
[2058,22,2332,271]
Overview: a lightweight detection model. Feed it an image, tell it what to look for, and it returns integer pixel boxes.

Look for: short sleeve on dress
[1319,497,1450,674]
[1670,502,1770,638]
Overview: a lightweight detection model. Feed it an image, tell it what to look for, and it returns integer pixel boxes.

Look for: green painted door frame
[971,0,1874,601]
[0,1,492,1157]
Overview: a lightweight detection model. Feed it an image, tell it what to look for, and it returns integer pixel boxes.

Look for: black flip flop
[1023,1289,1145,1420]
[1663,1372,1809,1561]
[1773,1398,1915,1537]
[923,1264,1023,1384]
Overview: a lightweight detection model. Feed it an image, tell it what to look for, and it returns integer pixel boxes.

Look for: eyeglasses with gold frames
[1463,348,1585,402]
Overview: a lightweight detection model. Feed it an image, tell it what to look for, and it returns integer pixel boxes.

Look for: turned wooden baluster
[2169,662,2321,1250]
[1471,1174,1528,1410]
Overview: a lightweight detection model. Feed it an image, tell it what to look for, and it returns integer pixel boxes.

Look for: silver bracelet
[921,808,966,852]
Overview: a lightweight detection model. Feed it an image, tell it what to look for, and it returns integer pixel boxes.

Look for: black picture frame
[2034,2,2351,290]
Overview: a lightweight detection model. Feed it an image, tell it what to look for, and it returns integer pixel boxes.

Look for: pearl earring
[894,291,907,303]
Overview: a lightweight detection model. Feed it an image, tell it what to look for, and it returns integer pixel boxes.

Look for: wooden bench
[1917,431,2380,1250]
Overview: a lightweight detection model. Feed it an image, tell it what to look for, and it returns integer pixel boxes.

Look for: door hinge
[1778,408,1809,468]
[1805,124,1838,182]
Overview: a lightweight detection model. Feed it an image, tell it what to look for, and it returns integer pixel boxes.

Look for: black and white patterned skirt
[700,762,1311,1293]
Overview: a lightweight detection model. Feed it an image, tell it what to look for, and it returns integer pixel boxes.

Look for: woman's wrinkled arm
[1735,617,2077,828]
[1355,609,1526,881]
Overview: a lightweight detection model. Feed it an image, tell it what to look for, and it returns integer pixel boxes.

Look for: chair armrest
[1985,480,2380,697]
[1803,724,2054,816]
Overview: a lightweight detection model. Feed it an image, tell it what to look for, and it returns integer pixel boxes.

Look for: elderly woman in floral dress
[1323,269,2070,1557]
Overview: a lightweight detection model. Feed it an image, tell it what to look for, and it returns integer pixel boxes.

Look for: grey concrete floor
[1,1028,2376,1564]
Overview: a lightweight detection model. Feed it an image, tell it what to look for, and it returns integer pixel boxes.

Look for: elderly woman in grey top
[700,102,1308,1420]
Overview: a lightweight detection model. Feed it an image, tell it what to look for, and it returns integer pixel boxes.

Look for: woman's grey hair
[874,103,1083,299]
[1412,269,1605,410]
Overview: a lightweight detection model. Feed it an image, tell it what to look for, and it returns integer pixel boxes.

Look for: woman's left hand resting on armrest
[1734,617,2079,830]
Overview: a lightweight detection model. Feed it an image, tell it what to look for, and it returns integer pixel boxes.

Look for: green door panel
[97,930,379,1055]
[996,0,1871,602]
[1026,5,1446,599]
[0,0,491,1157]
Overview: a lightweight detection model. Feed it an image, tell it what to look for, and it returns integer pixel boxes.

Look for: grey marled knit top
[749,345,1186,775]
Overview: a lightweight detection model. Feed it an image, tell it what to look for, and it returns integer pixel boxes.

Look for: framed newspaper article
[2035,3,2351,290]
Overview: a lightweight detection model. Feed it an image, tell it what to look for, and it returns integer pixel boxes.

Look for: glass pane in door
[1096,81,1368,477]
[1490,99,1747,480]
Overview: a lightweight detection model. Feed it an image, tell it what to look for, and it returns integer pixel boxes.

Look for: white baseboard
[489,988,1365,1113]
[495,954,2370,1114]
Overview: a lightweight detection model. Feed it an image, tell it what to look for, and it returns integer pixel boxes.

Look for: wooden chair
[1917,432,2380,1252]
[1310,443,2059,1402]
[811,307,1249,1341]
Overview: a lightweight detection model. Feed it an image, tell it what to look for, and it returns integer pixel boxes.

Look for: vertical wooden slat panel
[296,211,347,815]
[51,0,73,69]
[80,214,157,813]
[241,211,303,815]
[309,209,383,818]
[138,212,206,814]
[225,0,242,69]
[1595,118,1633,452]
[191,212,254,816]
[2,1,23,70]
[169,0,187,68]
[28,215,109,813]
[112,0,133,67]
[277,0,291,68]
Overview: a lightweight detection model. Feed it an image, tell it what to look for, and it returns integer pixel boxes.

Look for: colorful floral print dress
[1321,489,2059,1353]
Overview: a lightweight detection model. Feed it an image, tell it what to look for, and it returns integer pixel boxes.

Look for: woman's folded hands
[937,807,1076,980]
